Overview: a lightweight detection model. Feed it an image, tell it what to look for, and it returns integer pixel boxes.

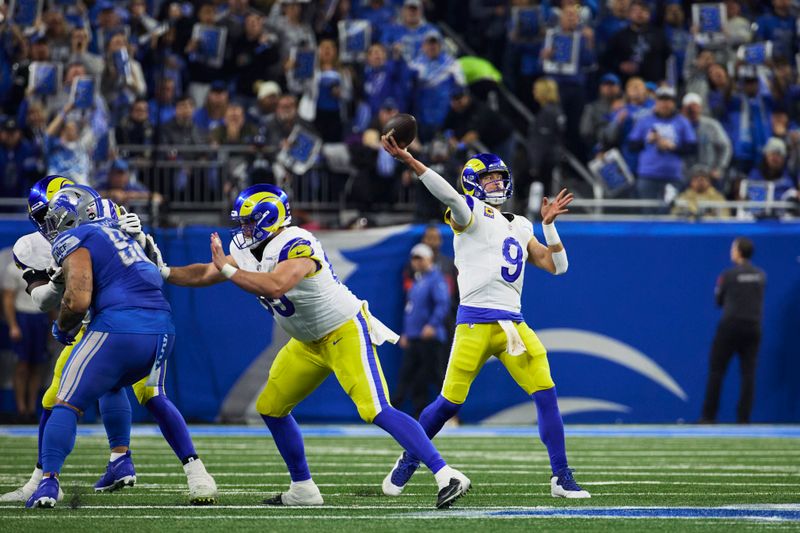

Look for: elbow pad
[552,249,568,275]
[30,281,64,312]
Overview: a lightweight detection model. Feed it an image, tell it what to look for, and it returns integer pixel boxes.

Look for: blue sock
[36,408,53,468]
[41,405,78,474]
[532,387,568,474]
[99,389,132,450]
[261,414,311,482]
[146,396,197,464]
[419,395,462,440]
[373,407,446,473]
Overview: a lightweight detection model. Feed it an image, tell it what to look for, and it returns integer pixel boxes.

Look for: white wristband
[542,222,561,246]
[220,264,238,279]
[160,266,171,280]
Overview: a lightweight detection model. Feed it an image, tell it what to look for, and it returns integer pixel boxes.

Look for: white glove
[119,212,143,236]
[144,234,166,270]
[47,261,64,286]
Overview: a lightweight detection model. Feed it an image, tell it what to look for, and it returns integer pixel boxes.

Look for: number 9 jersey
[445,195,534,322]
[229,226,363,342]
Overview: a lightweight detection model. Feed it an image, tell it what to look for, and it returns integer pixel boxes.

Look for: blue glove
[52,322,76,345]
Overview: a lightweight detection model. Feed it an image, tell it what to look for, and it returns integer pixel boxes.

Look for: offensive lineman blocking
[382,137,591,498]
[153,184,471,508]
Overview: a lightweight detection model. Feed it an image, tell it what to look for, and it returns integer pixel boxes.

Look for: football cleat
[25,475,60,508]
[435,468,471,509]
[263,480,323,506]
[94,450,137,492]
[0,467,63,503]
[382,452,420,496]
[550,467,591,498]
[184,459,218,505]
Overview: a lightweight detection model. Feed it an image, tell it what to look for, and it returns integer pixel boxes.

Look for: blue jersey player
[27,186,184,508]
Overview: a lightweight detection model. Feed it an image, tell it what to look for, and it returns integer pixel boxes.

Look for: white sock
[110,452,126,462]
[433,465,456,490]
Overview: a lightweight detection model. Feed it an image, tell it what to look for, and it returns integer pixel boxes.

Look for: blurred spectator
[357,0,397,43]
[722,0,753,48]
[681,93,732,186]
[220,0,252,44]
[663,1,690,79]
[408,31,464,142]
[753,0,797,60]
[672,165,729,219]
[44,63,111,128]
[96,159,156,207]
[91,1,127,56]
[603,1,670,83]
[185,2,228,106]
[700,237,765,424]
[116,98,154,146]
[525,77,566,196]
[465,0,508,69]
[211,103,258,145]
[540,4,596,157]
[357,43,408,128]
[769,111,800,175]
[580,73,621,155]
[193,82,230,134]
[381,0,436,62]
[769,58,800,122]
[392,243,450,418]
[628,86,697,202]
[349,98,404,210]
[249,81,282,129]
[3,261,50,422]
[128,0,160,47]
[44,103,99,185]
[23,102,47,154]
[725,66,773,173]
[595,0,630,57]
[599,76,653,172]
[312,39,353,142]
[747,138,798,201]
[229,12,282,100]
[0,118,41,197]
[148,77,178,126]
[101,33,148,123]
[706,63,734,122]
[43,10,72,64]
[682,41,717,110]
[443,86,514,164]
[162,96,207,145]
[69,28,104,78]
[268,0,316,54]
[261,94,313,153]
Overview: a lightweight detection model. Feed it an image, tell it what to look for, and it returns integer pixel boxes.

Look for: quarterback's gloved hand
[52,322,76,345]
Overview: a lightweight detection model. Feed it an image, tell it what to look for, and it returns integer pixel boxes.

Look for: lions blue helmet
[27,175,77,235]
[230,184,292,250]
[460,153,513,206]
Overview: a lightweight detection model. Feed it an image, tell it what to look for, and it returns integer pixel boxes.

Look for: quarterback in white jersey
[157,184,471,509]
[381,138,591,499]
[2,176,216,506]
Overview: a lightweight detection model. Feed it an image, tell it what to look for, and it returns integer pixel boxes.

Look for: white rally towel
[498,320,526,356]
[363,302,400,346]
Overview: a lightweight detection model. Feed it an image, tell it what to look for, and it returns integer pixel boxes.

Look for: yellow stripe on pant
[42,326,160,409]
[441,321,555,405]
[256,308,391,423]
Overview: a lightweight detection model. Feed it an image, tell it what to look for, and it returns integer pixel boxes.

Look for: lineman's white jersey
[448,196,535,315]
[229,226,362,342]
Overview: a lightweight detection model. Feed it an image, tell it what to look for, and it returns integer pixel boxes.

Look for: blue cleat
[94,451,137,492]
[550,467,591,498]
[25,475,60,508]
[382,452,420,496]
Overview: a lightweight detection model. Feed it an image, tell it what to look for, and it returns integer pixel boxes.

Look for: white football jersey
[229,226,362,342]
[12,232,52,272]
[450,196,535,313]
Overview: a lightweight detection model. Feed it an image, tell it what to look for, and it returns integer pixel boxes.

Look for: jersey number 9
[501,237,523,283]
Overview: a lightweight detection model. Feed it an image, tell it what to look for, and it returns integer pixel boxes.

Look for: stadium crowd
[0,0,799,223]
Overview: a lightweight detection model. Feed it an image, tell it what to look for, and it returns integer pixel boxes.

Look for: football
[382,113,417,149]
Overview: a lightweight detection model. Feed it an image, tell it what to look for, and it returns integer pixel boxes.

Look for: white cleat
[550,467,591,499]
[0,467,64,503]
[434,466,471,509]
[184,459,218,505]
[263,479,324,506]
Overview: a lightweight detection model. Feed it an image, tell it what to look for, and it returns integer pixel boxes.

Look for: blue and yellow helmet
[230,184,292,250]
[28,175,76,234]
[460,153,513,206]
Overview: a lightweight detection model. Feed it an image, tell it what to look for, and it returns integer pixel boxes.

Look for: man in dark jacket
[602,1,671,83]
[392,243,451,418]
[700,237,766,424]
[443,87,514,164]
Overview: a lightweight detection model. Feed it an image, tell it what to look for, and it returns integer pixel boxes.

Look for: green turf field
[1,426,799,532]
